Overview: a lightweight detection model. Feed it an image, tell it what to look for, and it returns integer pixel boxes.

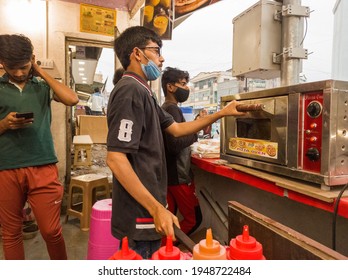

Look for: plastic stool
[73,135,93,170]
[65,174,110,231]
[87,199,120,260]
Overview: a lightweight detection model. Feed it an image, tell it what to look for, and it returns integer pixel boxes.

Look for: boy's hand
[220,100,246,117]
[30,55,42,77]
[153,205,180,241]
[3,112,34,130]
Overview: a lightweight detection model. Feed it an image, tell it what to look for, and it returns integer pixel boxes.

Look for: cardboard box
[77,115,108,144]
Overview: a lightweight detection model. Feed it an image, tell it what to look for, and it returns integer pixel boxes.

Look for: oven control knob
[310,136,317,142]
[305,148,320,161]
[307,101,322,118]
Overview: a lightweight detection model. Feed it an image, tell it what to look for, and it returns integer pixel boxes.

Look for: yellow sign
[229,138,278,159]
[80,4,116,36]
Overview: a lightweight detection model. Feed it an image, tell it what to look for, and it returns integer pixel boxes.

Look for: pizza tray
[175,0,210,16]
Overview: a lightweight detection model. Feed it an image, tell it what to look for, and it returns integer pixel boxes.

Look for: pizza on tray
[175,0,210,15]
[175,0,197,7]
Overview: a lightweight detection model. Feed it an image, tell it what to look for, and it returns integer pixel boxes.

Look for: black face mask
[174,87,190,103]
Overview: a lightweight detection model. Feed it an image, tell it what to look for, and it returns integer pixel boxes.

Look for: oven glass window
[236,118,271,140]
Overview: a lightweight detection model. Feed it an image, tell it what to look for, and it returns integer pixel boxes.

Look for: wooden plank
[73,135,93,144]
[227,164,348,202]
[228,201,348,260]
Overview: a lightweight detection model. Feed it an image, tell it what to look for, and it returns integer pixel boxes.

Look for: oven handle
[236,104,265,112]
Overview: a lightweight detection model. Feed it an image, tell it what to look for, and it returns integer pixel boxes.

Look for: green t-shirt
[0,74,57,170]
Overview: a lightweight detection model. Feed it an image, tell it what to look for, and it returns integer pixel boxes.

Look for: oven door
[224,95,288,165]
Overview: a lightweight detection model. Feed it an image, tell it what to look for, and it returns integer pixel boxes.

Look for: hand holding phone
[15,112,34,119]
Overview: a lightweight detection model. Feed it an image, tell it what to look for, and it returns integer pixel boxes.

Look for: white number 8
[118,119,133,142]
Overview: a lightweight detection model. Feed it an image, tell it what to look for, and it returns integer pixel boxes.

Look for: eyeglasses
[140,46,161,57]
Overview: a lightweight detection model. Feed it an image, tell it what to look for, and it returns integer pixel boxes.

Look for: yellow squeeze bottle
[192,228,226,260]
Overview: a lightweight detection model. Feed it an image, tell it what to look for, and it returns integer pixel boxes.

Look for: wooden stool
[65,174,110,231]
[73,135,93,170]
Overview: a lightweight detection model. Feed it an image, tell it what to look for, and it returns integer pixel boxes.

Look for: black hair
[112,68,125,85]
[94,87,100,92]
[161,67,190,96]
[114,26,162,70]
[0,34,33,68]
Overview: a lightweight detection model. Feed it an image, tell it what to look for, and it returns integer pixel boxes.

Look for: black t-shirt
[162,102,198,185]
[107,72,174,241]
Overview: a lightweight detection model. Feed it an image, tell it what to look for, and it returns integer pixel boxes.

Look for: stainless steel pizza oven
[220,80,348,188]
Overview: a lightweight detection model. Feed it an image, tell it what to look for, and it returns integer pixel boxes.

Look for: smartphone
[16,112,34,119]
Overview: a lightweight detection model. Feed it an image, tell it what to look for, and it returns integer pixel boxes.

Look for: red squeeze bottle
[192,228,226,260]
[108,236,143,260]
[151,235,187,260]
[227,225,266,260]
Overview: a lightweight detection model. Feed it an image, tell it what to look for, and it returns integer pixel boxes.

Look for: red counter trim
[191,156,348,219]
[191,156,284,196]
[287,191,333,212]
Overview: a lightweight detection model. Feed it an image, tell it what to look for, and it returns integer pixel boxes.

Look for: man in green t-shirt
[0,34,79,260]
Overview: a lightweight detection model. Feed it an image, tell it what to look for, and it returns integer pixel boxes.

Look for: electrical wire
[332,183,348,250]
[299,17,308,46]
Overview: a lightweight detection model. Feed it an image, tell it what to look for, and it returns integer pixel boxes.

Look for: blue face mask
[139,50,161,81]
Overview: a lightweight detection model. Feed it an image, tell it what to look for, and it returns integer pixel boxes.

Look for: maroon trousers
[167,181,202,235]
[0,164,67,260]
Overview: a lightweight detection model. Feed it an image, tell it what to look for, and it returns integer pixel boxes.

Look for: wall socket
[37,59,54,69]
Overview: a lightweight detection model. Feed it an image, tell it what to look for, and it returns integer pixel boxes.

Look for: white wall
[332,0,348,81]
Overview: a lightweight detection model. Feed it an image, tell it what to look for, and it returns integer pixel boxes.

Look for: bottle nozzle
[242,225,250,242]
[166,235,174,253]
[121,236,129,256]
[206,228,213,247]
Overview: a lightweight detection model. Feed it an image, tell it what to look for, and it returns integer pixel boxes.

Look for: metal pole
[281,0,305,86]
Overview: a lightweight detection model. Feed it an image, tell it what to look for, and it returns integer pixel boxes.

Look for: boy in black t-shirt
[161,67,202,240]
[107,26,244,259]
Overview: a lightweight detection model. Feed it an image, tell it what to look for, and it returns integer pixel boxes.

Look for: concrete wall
[0,0,141,185]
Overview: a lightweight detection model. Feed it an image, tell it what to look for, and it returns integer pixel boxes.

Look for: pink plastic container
[86,199,120,260]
